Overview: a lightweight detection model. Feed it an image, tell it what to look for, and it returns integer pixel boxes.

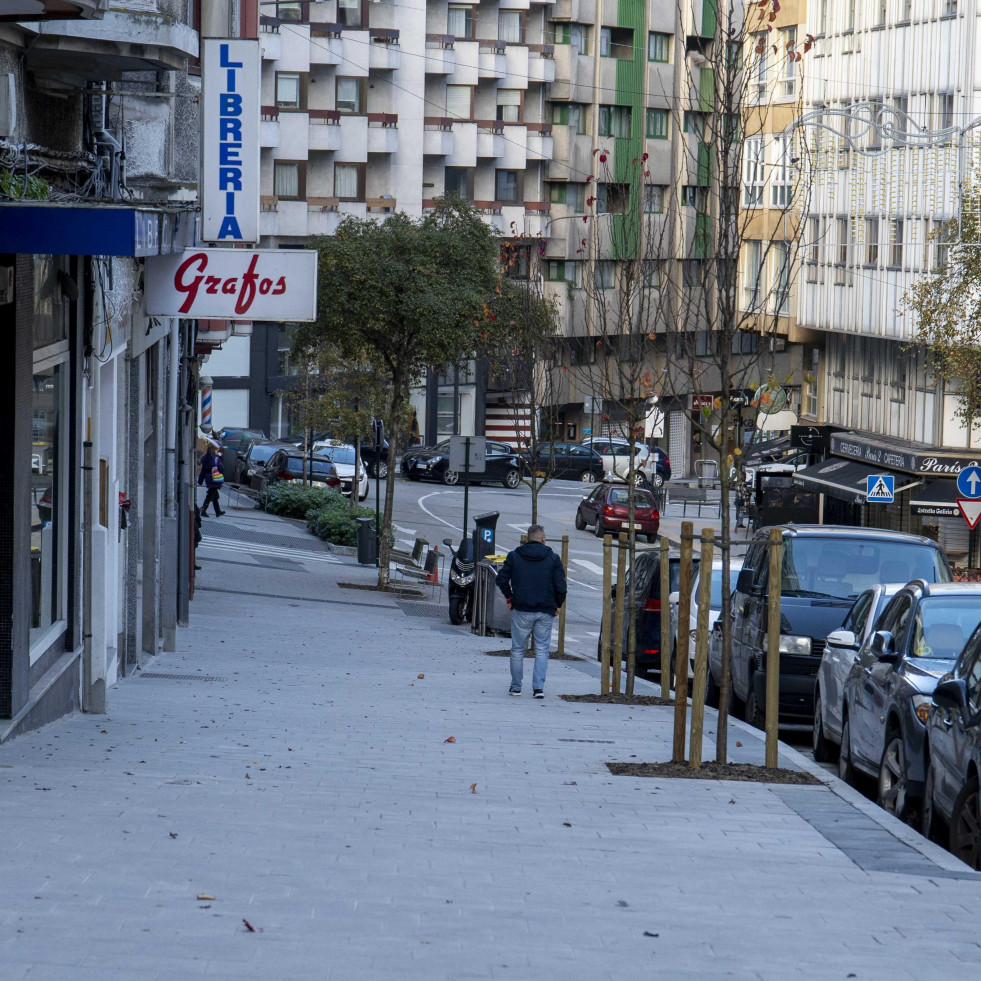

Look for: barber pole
[201,375,213,433]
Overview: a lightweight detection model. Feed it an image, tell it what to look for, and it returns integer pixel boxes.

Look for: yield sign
[957,498,981,529]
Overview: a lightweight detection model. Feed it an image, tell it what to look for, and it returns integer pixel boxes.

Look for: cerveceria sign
[145,249,318,321]
[830,432,981,478]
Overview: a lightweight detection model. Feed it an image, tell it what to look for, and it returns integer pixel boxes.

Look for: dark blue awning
[0,204,197,257]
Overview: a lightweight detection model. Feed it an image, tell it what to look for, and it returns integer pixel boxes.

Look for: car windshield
[287,457,334,476]
[608,488,655,507]
[910,597,981,660]
[318,445,356,465]
[709,567,743,609]
[781,538,950,600]
[249,444,280,464]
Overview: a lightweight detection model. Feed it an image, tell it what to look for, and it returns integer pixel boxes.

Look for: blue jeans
[510,610,554,692]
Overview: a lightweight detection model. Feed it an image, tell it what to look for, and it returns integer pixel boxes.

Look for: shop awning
[793,459,921,503]
[1,204,197,256]
[909,479,961,517]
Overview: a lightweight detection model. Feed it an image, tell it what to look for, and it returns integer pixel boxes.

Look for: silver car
[812,583,903,762]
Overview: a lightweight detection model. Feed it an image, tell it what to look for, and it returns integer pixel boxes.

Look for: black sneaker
[509,688,521,696]
[533,689,544,699]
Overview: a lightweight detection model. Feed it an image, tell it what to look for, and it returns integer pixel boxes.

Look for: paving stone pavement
[1,506,979,981]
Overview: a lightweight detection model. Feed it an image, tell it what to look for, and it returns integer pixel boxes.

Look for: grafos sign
[202,38,260,244]
[145,249,318,321]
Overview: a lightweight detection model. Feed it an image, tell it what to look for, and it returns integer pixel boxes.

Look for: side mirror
[442,538,453,547]
[668,591,679,605]
[933,677,969,713]
[871,630,898,662]
[736,568,756,594]
[827,629,857,650]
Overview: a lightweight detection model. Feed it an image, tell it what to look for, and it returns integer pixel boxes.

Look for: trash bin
[355,516,377,565]
[473,511,500,564]
[472,556,511,636]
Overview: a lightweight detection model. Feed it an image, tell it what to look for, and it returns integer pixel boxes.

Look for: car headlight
[762,633,813,656]
[912,694,931,726]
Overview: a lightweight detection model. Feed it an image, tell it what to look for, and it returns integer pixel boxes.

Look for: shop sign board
[201,39,260,244]
[145,249,318,321]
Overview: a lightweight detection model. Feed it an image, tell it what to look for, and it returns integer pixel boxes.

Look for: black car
[596,550,692,676]
[523,441,605,482]
[230,439,295,485]
[219,428,266,476]
[727,526,952,731]
[256,450,340,489]
[839,581,981,823]
[924,625,981,866]
[401,440,523,488]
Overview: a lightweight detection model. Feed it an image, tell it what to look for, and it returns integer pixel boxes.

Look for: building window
[275,72,302,109]
[773,241,790,315]
[642,260,661,288]
[337,0,361,27]
[684,111,707,137]
[940,92,955,130]
[276,2,303,22]
[835,216,851,285]
[495,169,520,202]
[496,89,522,123]
[552,102,586,133]
[743,240,764,311]
[779,27,798,98]
[447,4,473,38]
[942,0,957,17]
[596,182,630,214]
[752,32,768,102]
[336,76,363,114]
[595,261,616,289]
[890,218,904,267]
[546,260,566,281]
[732,332,758,355]
[805,349,820,417]
[644,184,665,213]
[681,185,707,211]
[771,136,792,207]
[444,167,471,201]
[742,136,764,207]
[274,160,304,198]
[875,0,887,26]
[645,108,668,139]
[445,84,471,119]
[555,22,589,54]
[865,217,879,266]
[683,260,704,288]
[846,0,856,31]
[806,216,820,283]
[498,10,523,43]
[599,105,632,138]
[900,0,912,19]
[648,31,671,62]
[334,162,364,201]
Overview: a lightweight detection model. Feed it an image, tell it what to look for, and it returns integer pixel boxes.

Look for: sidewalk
[1,503,978,980]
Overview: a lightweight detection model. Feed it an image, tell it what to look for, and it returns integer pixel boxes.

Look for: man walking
[198,442,225,517]
[496,525,567,699]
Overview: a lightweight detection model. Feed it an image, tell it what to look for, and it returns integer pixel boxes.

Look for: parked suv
[581,438,670,488]
[723,526,952,731]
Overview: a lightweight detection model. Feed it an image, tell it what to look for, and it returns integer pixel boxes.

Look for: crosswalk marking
[199,537,341,564]
[571,558,605,576]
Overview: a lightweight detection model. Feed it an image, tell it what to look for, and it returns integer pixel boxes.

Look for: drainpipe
[90,88,121,200]
[166,319,179,520]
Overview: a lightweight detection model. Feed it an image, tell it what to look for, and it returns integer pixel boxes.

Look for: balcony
[498,0,530,7]
[260,106,280,149]
[526,122,553,161]
[309,109,342,152]
[307,197,341,236]
[259,197,309,238]
[476,120,505,158]
[368,29,400,70]
[448,40,479,85]
[366,196,397,215]
[277,109,310,159]
[423,117,455,156]
[447,121,477,167]
[500,123,528,168]
[527,44,555,83]
[425,34,456,74]
[478,40,506,79]
[474,201,506,235]
[278,20,311,72]
[524,203,551,238]
[260,16,282,61]
[338,114,368,161]
[309,23,342,65]
[367,113,398,153]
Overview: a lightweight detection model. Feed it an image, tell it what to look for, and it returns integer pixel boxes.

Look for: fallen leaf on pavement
[469,783,477,794]
[242,919,256,933]
[643,931,659,938]
[245,773,251,779]
[417,674,425,679]
[564,781,577,786]
[197,894,215,901]
[169,832,178,839]
[736,741,742,747]
[444,736,456,743]
[563,822,572,828]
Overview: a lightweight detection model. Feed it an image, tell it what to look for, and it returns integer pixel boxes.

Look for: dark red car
[575,484,660,542]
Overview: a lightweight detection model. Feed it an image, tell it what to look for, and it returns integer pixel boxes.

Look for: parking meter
[473,511,499,564]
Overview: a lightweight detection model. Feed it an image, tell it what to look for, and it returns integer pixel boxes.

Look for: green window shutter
[555,23,569,44]
[697,142,711,186]
[551,104,569,125]
[699,68,715,111]
[701,0,717,38]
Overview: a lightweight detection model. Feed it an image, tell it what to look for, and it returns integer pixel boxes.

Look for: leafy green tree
[903,197,981,431]
[295,198,499,586]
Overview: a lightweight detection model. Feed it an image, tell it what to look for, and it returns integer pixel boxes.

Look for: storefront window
[30,363,66,648]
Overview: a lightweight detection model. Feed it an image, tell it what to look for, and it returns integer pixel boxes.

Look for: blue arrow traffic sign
[957,464,981,499]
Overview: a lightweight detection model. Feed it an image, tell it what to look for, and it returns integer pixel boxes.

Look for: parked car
[727,526,952,731]
[400,440,523,488]
[575,484,660,542]
[256,450,340,490]
[839,581,981,822]
[596,550,691,676]
[219,428,266,476]
[523,441,605,482]
[581,438,670,488]
[674,557,744,689]
[304,433,391,479]
[812,583,904,763]
[231,439,296,485]
[311,440,369,500]
[923,625,981,865]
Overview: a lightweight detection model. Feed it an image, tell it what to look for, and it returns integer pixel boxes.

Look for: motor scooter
[443,536,475,625]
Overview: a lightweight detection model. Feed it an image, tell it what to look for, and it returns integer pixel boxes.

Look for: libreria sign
[201,38,259,244]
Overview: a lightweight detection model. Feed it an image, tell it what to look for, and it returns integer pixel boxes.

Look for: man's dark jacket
[496,542,567,615]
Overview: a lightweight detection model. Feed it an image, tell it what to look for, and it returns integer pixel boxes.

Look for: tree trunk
[376,382,404,589]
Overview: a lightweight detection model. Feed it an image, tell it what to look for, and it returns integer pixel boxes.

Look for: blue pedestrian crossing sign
[866,474,895,503]
[956,463,981,499]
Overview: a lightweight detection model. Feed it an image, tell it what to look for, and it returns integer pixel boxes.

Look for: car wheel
[575,510,586,531]
[631,471,650,489]
[449,595,466,625]
[503,468,521,489]
[812,689,839,763]
[594,518,605,538]
[838,715,856,785]
[922,755,944,842]
[705,668,720,709]
[949,774,981,871]
[580,470,597,483]
[442,469,459,486]
[744,683,765,730]
[646,533,658,544]
[370,461,388,480]
[878,733,912,821]
[650,471,665,489]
